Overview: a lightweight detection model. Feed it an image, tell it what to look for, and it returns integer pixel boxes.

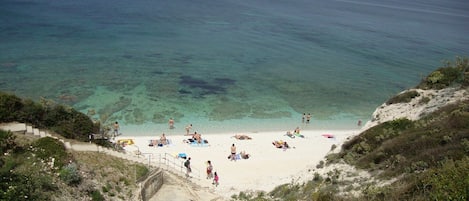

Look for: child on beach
[206,160,213,179]
[212,172,219,187]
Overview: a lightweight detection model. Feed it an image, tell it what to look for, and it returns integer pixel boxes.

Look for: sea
[1,0,468,136]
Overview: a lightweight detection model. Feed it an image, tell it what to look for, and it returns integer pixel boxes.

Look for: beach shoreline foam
[116,128,361,199]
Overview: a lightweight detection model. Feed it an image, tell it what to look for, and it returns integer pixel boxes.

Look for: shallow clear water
[1,0,468,135]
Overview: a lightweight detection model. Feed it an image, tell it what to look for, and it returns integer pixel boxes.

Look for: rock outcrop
[363,87,468,131]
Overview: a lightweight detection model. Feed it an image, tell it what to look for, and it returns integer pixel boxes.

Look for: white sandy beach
[116,128,360,199]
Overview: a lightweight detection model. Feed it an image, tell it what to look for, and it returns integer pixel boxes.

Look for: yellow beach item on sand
[117,139,134,145]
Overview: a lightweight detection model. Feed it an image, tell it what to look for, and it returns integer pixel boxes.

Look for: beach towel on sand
[149,139,172,146]
[190,139,209,147]
[322,134,334,138]
[295,133,305,138]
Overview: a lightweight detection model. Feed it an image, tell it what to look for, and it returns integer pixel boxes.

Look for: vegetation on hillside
[230,57,469,201]
[417,56,469,90]
[0,130,149,201]
[0,85,151,200]
[0,92,100,141]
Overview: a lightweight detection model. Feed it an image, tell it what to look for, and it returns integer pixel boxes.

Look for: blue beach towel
[190,139,209,147]
[295,133,305,138]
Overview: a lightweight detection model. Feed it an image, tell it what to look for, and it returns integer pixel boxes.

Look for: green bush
[0,133,58,201]
[90,190,105,201]
[0,92,100,141]
[33,137,69,169]
[386,90,420,105]
[134,164,149,181]
[0,130,16,154]
[388,118,413,131]
[0,92,23,122]
[60,163,82,185]
[417,56,469,89]
[17,99,45,125]
[316,160,325,169]
[0,171,55,201]
[421,158,469,200]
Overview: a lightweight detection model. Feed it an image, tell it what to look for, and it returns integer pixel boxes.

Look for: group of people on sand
[148,133,169,147]
[205,160,219,186]
[182,123,207,144]
[286,127,304,138]
[272,140,290,150]
[184,157,219,186]
[227,143,251,161]
[184,131,208,144]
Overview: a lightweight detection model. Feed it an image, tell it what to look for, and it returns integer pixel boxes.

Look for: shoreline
[117,117,366,137]
[116,128,361,199]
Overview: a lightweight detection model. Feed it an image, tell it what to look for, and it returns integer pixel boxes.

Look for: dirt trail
[149,172,224,201]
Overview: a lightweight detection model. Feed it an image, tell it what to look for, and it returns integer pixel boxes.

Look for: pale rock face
[362,87,469,131]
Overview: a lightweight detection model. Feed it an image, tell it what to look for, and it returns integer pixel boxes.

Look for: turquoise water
[1,0,468,135]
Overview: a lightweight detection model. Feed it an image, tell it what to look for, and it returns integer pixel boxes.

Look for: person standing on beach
[302,113,306,123]
[206,160,213,179]
[184,157,191,177]
[185,124,192,135]
[212,172,219,187]
[294,127,300,134]
[230,144,237,161]
[168,118,175,129]
[306,113,311,124]
[113,121,120,137]
[159,133,167,146]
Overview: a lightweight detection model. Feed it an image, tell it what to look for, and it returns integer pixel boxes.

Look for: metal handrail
[144,152,201,181]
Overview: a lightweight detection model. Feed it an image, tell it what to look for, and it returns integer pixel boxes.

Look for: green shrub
[388,118,413,131]
[0,130,16,154]
[462,139,469,153]
[0,141,57,201]
[102,185,109,193]
[417,56,469,89]
[269,183,301,201]
[17,99,45,125]
[419,96,431,104]
[313,172,322,181]
[90,190,105,201]
[361,185,390,201]
[0,92,23,122]
[326,153,341,164]
[46,105,98,141]
[421,158,469,200]
[316,160,325,169]
[449,110,469,129]
[134,164,149,181]
[386,90,420,105]
[0,92,100,142]
[32,137,69,169]
[60,163,82,185]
